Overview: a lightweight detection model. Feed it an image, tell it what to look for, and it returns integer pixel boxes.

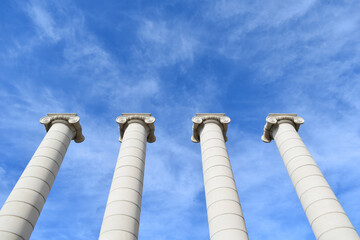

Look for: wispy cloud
[210,0,316,27]
[137,19,199,67]
[1,0,360,239]
[26,0,61,41]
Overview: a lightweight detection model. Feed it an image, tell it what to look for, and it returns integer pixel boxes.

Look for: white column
[262,114,360,240]
[99,113,155,240]
[0,113,84,240]
[192,114,249,240]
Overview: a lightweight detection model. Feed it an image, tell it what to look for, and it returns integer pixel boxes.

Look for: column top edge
[191,113,230,143]
[40,113,85,143]
[261,113,304,143]
[47,113,78,117]
[195,113,225,117]
[122,113,152,117]
[116,113,156,143]
[268,113,298,117]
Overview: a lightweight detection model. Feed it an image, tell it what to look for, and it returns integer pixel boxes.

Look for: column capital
[261,113,304,143]
[116,113,156,143]
[191,113,231,143]
[40,113,85,143]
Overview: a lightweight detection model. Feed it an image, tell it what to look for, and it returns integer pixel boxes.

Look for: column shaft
[0,122,75,240]
[272,122,359,240]
[199,122,248,240]
[99,122,148,240]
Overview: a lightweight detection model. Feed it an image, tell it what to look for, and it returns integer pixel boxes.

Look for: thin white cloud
[210,0,317,30]
[1,1,360,240]
[137,19,198,67]
[26,0,61,41]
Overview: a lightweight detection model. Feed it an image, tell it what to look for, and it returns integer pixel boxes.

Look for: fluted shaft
[99,122,148,240]
[199,121,248,240]
[0,122,75,240]
[272,122,359,240]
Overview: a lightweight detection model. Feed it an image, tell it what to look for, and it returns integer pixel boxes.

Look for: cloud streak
[0,0,359,240]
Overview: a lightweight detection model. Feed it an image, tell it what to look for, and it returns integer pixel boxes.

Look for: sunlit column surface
[0,113,84,240]
[192,113,249,240]
[262,113,360,240]
[99,113,156,240]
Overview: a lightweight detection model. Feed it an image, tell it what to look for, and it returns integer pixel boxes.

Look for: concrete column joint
[116,113,155,143]
[40,113,84,143]
[261,113,304,143]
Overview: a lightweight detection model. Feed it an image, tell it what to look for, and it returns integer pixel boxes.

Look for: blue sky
[1,0,360,239]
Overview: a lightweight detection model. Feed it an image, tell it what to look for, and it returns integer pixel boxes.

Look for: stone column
[99,113,156,240]
[192,114,249,240]
[0,113,84,240]
[262,113,359,240]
